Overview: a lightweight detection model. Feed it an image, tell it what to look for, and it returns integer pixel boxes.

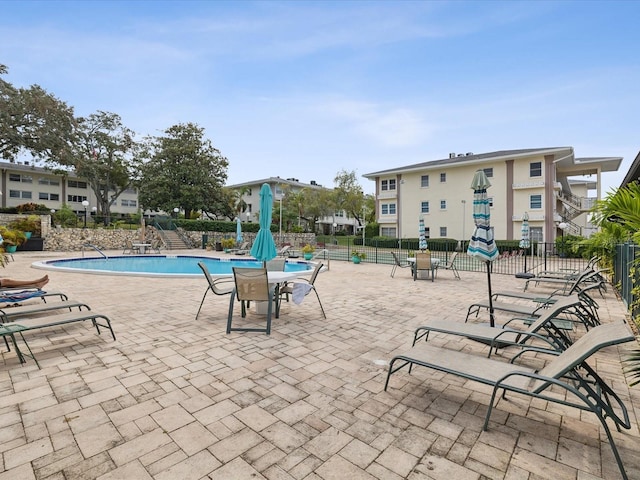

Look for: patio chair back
[413,252,434,282]
[266,258,286,271]
[195,262,234,319]
[228,267,275,335]
[390,251,411,277]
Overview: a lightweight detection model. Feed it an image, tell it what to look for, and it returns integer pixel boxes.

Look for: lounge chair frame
[413,295,583,359]
[385,322,635,480]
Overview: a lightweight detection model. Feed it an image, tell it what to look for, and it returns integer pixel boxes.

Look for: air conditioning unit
[449,152,456,158]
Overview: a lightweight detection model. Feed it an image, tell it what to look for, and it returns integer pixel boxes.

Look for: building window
[530,227,543,242]
[121,199,137,207]
[247,188,252,196]
[530,162,542,177]
[38,177,60,186]
[381,179,396,191]
[424,227,430,238]
[381,227,397,238]
[247,204,252,213]
[68,180,88,189]
[420,175,429,188]
[68,195,88,203]
[440,200,446,210]
[421,201,429,213]
[530,194,542,209]
[39,192,60,201]
[440,173,446,183]
[9,174,32,183]
[9,190,32,199]
[483,168,493,177]
[381,203,396,215]
[440,227,447,237]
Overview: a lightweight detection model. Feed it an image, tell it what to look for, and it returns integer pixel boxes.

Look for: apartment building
[0,160,139,217]
[227,177,358,234]
[363,147,621,243]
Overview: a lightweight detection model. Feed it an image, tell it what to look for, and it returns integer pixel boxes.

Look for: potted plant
[301,243,315,260]
[0,227,27,253]
[8,215,40,239]
[351,250,366,264]
[221,238,235,252]
[206,238,216,251]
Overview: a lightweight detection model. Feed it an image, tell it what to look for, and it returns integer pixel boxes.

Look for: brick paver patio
[1,250,638,479]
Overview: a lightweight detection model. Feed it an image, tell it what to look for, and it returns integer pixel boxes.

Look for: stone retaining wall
[41,228,318,251]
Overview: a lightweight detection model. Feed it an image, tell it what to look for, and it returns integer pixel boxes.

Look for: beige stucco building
[227,177,358,235]
[363,147,621,243]
[0,160,139,217]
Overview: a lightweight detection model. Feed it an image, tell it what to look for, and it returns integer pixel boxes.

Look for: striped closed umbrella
[467,170,499,326]
[418,216,428,251]
[519,212,530,273]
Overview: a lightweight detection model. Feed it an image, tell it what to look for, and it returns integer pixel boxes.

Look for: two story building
[363,147,621,243]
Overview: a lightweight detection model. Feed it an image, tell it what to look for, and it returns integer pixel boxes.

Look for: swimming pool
[32,255,313,278]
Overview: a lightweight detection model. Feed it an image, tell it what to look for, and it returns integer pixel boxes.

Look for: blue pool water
[32,255,312,278]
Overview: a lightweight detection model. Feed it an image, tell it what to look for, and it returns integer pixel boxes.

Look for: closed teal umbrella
[250,184,277,261]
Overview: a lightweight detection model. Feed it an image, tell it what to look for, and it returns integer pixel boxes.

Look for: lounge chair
[412,295,583,359]
[2,309,116,368]
[466,289,599,330]
[0,288,68,304]
[277,245,292,257]
[0,299,90,323]
[384,321,635,480]
[390,251,411,278]
[195,262,234,320]
[227,267,276,335]
[436,252,460,279]
[524,267,608,292]
[230,241,250,255]
[277,262,326,319]
[413,252,435,282]
[0,322,38,367]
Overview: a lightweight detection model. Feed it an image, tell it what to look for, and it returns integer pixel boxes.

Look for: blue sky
[2,0,639,195]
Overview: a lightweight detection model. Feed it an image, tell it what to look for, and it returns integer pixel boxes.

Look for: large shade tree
[0,64,76,160]
[333,169,366,227]
[46,111,139,225]
[138,123,228,219]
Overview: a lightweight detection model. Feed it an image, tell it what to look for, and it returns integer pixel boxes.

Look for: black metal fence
[614,243,639,320]
[309,239,592,277]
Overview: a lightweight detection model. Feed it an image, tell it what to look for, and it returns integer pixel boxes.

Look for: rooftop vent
[466,152,473,156]
[449,152,456,159]
[310,180,317,185]
[457,154,464,157]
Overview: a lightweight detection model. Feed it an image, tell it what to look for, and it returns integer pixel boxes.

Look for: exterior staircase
[160,229,191,250]
[557,192,594,236]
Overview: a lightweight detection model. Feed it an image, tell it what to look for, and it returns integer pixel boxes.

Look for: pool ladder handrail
[82,243,108,259]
